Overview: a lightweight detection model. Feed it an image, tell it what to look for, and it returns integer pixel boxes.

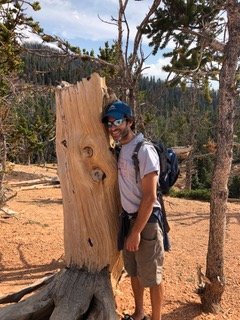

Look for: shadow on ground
[163,301,203,320]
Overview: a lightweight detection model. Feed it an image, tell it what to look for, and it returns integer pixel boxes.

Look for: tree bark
[50,268,117,320]
[185,149,193,190]
[0,268,117,320]
[0,73,122,319]
[201,1,240,313]
[0,129,6,204]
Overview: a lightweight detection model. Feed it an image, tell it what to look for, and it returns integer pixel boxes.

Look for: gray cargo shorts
[122,219,164,287]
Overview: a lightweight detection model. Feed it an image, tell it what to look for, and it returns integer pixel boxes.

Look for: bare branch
[0,273,56,304]
[130,0,161,67]
[26,46,117,70]
[97,14,118,26]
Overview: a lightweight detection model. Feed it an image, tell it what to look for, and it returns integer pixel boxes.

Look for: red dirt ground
[1,164,240,319]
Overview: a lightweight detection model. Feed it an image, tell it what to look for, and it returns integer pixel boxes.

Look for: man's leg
[130,276,145,320]
[150,282,164,320]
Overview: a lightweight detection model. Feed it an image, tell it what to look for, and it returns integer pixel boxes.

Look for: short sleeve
[138,143,160,180]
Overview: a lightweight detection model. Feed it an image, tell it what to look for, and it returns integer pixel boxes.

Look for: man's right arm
[125,171,158,252]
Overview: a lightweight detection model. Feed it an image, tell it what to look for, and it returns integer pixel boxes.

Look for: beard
[113,126,131,143]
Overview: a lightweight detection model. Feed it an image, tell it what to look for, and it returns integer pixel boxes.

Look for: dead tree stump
[0,73,122,320]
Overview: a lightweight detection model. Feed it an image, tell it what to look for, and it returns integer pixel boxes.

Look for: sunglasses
[106,118,126,128]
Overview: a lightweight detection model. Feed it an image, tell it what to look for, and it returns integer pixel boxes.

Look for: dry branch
[227,198,240,203]
[0,279,55,320]
[18,184,61,191]
[9,177,59,187]
[172,146,193,160]
[0,206,17,218]
[0,273,56,304]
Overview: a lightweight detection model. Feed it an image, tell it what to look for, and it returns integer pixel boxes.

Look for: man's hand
[125,230,141,251]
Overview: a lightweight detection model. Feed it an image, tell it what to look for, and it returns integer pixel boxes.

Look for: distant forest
[7,43,240,194]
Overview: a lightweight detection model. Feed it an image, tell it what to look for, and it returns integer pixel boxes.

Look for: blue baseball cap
[102,101,134,122]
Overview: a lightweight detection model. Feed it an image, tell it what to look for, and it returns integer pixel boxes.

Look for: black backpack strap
[158,193,170,233]
[132,139,152,183]
[132,141,144,183]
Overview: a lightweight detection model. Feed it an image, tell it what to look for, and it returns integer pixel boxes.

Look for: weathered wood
[19,184,60,191]
[55,73,121,272]
[0,206,17,218]
[0,274,56,304]
[172,146,193,160]
[0,280,55,320]
[50,268,117,320]
[9,177,59,187]
[0,268,117,320]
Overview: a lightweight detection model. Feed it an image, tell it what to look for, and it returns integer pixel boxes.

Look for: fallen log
[19,184,61,191]
[9,177,59,187]
[172,145,193,160]
[0,284,54,320]
[0,273,56,304]
[0,206,18,216]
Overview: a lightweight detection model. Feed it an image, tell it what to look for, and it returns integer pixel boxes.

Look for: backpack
[132,139,180,195]
[131,139,180,252]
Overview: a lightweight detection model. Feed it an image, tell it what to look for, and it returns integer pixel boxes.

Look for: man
[102,100,164,320]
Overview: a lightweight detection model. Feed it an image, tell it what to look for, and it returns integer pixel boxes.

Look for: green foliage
[228,176,240,199]
[170,188,211,201]
[138,77,217,148]
[21,43,95,85]
[97,41,119,79]
[192,157,214,189]
[144,1,226,86]
[0,0,42,81]
[8,90,56,164]
[0,1,46,201]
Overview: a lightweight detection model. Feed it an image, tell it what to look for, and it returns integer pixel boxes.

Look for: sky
[26,0,171,80]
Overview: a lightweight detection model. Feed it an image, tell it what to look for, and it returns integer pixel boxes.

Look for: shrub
[191,157,214,190]
[228,175,240,198]
[170,188,211,201]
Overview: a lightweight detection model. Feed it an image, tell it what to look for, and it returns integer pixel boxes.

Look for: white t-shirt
[118,133,160,213]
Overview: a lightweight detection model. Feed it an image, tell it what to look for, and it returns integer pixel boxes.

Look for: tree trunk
[56,73,120,271]
[201,2,240,313]
[184,85,198,191]
[185,149,193,190]
[0,129,6,204]
[0,73,122,319]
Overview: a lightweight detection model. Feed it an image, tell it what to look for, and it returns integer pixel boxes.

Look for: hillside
[0,164,239,319]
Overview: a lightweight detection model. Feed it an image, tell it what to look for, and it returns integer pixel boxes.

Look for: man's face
[107,116,132,143]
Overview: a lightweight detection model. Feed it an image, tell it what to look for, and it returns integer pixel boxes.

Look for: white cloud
[143,56,171,80]
[30,0,115,41]
[30,0,158,43]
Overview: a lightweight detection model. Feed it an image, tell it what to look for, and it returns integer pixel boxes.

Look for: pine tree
[144,0,240,313]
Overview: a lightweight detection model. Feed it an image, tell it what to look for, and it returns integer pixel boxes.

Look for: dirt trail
[1,164,239,319]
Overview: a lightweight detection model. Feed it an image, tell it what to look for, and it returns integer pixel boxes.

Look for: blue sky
[26,0,171,80]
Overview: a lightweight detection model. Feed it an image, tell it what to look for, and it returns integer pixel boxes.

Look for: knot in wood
[61,140,67,148]
[82,146,93,157]
[91,168,106,182]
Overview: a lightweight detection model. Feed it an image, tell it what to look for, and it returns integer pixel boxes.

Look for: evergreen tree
[0,0,43,203]
[144,0,240,313]
[8,90,56,164]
